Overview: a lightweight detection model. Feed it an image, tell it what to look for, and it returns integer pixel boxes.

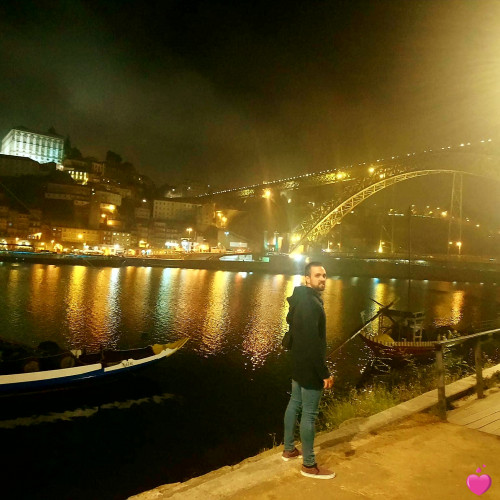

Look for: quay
[131,364,500,499]
[0,251,499,282]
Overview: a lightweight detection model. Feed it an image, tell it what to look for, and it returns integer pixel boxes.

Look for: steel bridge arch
[289,169,497,253]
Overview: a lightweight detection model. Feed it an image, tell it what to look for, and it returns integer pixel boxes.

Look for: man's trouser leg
[283,380,302,452]
[299,384,322,467]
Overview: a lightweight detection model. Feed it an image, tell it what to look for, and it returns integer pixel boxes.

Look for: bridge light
[368,167,375,174]
[262,189,271,199]
[441,211,448,217]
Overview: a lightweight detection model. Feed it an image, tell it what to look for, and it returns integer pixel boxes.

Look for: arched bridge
[288,144,500,253]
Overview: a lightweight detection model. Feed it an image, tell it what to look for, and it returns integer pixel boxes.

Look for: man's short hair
[305,261,324,277]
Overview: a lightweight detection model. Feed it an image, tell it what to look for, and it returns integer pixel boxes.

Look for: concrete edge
[130,364,500,499]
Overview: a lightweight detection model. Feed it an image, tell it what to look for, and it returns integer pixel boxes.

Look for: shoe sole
[281,455,301,462]
[300,470,336,479]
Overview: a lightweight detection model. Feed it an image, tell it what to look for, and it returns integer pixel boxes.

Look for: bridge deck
[448,384,500,436]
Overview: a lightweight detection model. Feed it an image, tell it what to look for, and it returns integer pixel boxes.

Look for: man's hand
[323,375,334,390]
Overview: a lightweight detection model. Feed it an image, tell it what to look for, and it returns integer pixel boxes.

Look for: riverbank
[131,364,500,499]
[0,250,499,282]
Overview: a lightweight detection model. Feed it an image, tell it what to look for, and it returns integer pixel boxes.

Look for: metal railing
[434,327,500,420]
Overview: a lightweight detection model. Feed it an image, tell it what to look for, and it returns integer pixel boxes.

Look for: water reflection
[65,265,89,348]
[121,267,153,339]
[323,279,345,341]
[0,264,498,368]
[242,274,287,369]
[200,271,233,356]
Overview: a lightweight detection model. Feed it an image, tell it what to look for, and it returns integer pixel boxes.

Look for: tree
[63,136,83,160]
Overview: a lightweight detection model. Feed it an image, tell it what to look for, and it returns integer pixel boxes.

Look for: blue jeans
[284,379,322,467]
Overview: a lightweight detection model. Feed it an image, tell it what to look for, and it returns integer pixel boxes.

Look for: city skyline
[2,0,500,189]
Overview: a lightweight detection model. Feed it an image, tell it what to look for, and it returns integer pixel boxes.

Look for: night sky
[1,0,500,188]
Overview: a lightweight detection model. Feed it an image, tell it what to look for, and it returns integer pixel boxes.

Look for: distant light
[290,253,304,262]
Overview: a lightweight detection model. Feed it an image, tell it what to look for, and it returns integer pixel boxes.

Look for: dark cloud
[1,0,500,188]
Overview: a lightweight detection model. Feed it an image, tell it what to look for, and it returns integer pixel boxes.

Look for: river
[0,262,499,499]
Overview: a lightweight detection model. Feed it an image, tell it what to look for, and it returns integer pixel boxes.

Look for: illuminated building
[1,127,64,165]
[152,199,199,221]
[60,227,100,245]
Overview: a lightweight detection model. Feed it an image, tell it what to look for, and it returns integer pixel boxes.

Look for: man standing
[282,261,335,479]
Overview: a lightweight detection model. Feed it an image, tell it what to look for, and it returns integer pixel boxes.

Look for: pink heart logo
[467,474,492,495]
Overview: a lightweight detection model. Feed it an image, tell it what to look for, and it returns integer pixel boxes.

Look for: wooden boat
[359,307,437,362]
[0,337,188,394]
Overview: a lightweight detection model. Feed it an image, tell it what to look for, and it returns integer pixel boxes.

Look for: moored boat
[359,307,437,362]
[0,337,188,395]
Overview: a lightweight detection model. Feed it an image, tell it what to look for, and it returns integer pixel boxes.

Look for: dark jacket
[286,285,330,389]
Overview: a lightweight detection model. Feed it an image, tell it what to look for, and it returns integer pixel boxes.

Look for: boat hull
[360,333,436,362]
[0,338,188,395]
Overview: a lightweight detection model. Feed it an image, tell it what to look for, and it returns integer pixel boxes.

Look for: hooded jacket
[286,285,330,389]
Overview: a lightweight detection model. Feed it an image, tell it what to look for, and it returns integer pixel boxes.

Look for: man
[282,261,335,479]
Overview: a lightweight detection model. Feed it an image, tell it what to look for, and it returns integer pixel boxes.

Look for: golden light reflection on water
[242,274,289,369]
[372,280,396,312]
[154,268,181,342]
[28,265,62,343]
[199,271,232,356]
[5,266,21,312]
[65,265,88,347]
[1,264,498,369]
[164,269,221,346]
[85,269,120,347]
[322,280,345,341]
[120,266,154,337]
[433,289,465,327]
